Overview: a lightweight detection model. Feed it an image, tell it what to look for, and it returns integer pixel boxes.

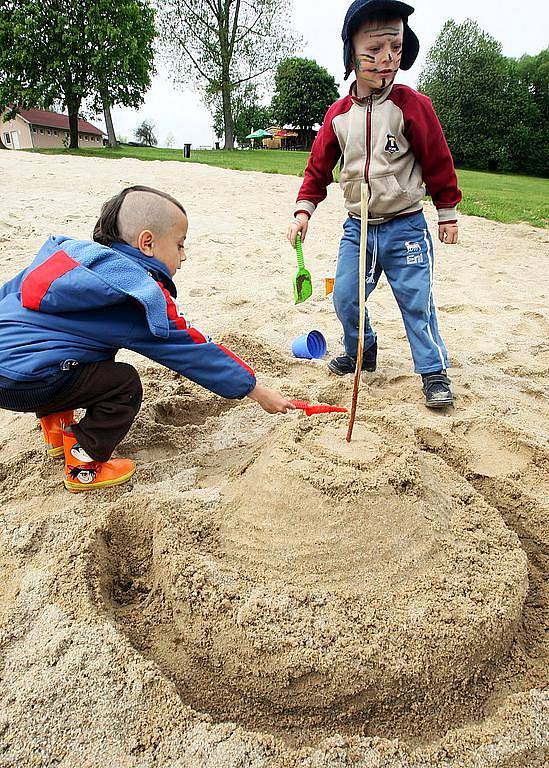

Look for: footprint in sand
[460,424,533,477]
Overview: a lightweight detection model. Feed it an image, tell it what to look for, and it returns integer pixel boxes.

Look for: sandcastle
[97,413,528,737]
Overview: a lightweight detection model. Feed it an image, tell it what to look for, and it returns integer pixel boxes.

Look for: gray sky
[102,0,549,148]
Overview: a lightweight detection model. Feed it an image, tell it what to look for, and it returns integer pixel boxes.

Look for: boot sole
[46,445,65,459]
[64,467,136,493]
[327,362,377,376]
[425,398,454,409]
[327,362,351,376]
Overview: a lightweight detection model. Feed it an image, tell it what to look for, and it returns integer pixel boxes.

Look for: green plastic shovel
[293,232,312,304]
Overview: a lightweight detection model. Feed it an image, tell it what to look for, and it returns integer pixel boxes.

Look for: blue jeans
[333,212,450,374]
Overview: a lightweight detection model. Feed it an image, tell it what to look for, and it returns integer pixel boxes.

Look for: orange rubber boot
[63,430,136,493]
[39,410,75,458]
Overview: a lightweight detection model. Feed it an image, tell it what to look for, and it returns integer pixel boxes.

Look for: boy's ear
[136,229,154,256]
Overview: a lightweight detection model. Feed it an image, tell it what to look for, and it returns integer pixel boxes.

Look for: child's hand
[438,222,459,244]
[247,384,296,414]
[287,214,309,247]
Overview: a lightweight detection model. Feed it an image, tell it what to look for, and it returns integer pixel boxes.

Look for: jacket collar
[110,241,177,297]
[349,79,394,106]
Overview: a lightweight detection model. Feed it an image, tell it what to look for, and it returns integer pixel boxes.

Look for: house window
[32,126,37,133]
[40,128,44,134]
[3,132,11,144]
[53,130,58,136]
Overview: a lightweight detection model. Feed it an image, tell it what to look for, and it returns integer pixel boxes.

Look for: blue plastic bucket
[291,330,327,359]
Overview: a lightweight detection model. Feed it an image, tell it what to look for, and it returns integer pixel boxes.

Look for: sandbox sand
[0,151,547,767]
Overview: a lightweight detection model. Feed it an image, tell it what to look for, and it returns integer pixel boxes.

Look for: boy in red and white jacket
[288,0,462,407]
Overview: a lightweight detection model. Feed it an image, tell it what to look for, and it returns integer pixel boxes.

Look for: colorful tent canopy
[245,129,273,139]
[273,129,298,138]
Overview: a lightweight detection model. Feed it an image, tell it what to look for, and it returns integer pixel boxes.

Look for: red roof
[16,107,104,136]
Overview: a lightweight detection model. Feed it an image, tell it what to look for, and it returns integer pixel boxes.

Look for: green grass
[29,144,312,176]
[456,169,548,228]
[27,145,548,228]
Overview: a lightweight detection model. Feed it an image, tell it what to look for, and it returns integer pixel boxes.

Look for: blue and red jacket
[0,237,256,399]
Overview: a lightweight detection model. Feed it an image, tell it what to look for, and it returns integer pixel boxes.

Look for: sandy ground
[0,150,548,767]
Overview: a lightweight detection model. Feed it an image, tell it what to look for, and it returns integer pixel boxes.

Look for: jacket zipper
[364,96,372,184]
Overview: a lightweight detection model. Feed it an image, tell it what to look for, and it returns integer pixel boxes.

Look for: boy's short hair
[93,186,187,246]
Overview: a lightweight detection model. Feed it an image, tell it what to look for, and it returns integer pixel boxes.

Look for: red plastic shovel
[291,400,348,417]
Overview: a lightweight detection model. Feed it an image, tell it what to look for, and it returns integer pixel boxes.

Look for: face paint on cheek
[355,53,376,71]
[355,54,384,87]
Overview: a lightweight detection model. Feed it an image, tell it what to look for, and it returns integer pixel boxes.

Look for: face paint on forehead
[368,27,401,38]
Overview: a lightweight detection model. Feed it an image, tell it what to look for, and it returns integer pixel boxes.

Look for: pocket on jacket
[369,174,413,215]
[340,178,361,202]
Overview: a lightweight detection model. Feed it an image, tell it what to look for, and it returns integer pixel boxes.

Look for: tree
[135,119,157,146]
[418,20,509,171]
[212,84,272,146]
[157,0,300,150]
[516,49,549,122]
[87,2,156,148]
[503,51,549,176]
[271,58,339,147]
[419,21,548,175]
[0,0,155,149]
[164,131,176,148]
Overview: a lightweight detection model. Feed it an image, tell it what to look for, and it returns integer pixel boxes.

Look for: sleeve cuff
[294,200,316,218]
[238,377,257,399]
[437,207,458,224]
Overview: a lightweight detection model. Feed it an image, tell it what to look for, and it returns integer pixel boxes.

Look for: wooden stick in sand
[346,182,369,443]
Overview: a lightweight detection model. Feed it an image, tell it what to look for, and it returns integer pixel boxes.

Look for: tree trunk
[67,101,81,149]
[221,80,234,150]
[102,90,117,148]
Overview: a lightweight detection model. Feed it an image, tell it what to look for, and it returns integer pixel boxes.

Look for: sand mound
[95,414,527,734]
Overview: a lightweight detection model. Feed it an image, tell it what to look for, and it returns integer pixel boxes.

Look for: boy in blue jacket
[0,185,294,492]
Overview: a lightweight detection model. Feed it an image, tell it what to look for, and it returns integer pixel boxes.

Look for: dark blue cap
[342,0,419,79]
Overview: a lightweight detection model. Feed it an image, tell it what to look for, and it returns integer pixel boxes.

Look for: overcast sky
[101,0,548,148]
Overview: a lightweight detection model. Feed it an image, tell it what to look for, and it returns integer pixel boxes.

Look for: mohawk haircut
[93,185,187,247]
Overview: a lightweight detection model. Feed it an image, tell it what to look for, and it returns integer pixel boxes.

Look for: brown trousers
[35,361,143,462]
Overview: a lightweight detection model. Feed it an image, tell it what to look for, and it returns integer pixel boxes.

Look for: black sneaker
[422,372,453,408]
[328,341,377,376]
